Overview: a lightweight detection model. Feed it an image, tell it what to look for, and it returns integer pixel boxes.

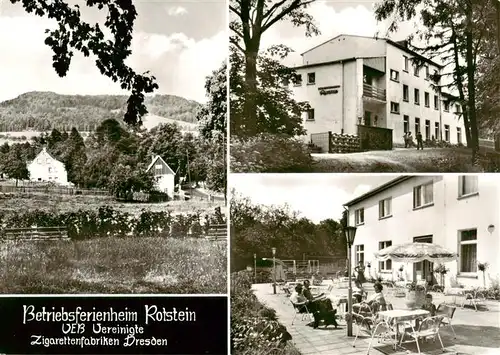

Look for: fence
[1,226,69,241]
[0,185,110,196]
[205,224,227,242]
[358,125,393,150]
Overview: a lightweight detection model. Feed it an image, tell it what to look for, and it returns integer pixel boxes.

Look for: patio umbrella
[374,242,458,263]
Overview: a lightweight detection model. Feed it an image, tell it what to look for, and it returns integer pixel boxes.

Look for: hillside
[0,91,201,131]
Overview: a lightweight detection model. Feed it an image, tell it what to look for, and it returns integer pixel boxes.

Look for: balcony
[363,84,386,102]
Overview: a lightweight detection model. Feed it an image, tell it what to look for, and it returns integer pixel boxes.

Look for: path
[253,282,500,355]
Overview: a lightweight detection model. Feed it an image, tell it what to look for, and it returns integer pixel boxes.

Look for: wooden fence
[0,185,110,196]
[205,224,227,242]
[1,226,69,241]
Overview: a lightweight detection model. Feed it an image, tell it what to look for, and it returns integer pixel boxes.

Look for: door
[364,111,372,126]
[413,236,433,282]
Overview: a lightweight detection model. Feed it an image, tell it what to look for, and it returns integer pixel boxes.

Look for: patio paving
[252,282,500,355]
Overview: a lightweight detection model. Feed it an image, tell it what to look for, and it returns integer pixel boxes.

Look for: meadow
[0,193,227,294]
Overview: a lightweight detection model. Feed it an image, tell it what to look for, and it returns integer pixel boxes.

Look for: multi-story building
[27,147,69,185]
[343,175,499,289]
[292,34,465,145]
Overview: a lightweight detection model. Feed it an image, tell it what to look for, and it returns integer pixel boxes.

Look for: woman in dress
[354,261,366,286]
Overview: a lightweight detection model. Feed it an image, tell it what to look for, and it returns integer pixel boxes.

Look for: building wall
[347,175,499,289]
[28,149,68,185]
[155,174,175,198]
[302,35,386,65]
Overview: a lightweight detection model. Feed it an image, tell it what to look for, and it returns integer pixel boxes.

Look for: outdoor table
[377,309,430,343]
[445,287,472,305]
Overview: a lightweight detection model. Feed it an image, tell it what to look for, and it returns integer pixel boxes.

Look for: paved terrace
[253,282,500,355]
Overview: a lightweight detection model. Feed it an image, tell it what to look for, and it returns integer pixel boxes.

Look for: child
[422,293,437,316]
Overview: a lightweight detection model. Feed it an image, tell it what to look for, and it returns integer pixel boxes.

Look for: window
[415,117,420,134]
[306,108,315,121]
[458,176,478,197]
[424,92,430,107]
[403,115,410,133]
[403,85,409,102]
[307,72,316,85]
[390,102,400,114]
[425,65,430,79]
[390,69,399,82]
[414,63,420,77]
[403,56,409,71]
[414,88,420,105]
[355,208,364,225]
[378,241,392,271]
[455,104,461,114]
[444,101,450,112]
[457,127,462,144]
[379,198,392,218]
[434,122,440,140]
[294,74,302,86]
[434,95,439,110]
[444,124,450,142]
[459,229,477,273]
[425,120,430,140]
[413,182,433,208]
[355,245,364,265]
[281,77,290,86]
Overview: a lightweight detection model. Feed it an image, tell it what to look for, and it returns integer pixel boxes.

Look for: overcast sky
[0,0,226,103]
[230,174,396,223]
[259,0,422,67]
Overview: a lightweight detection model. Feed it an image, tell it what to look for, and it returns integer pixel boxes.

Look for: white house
[146,155,175,198]
[344,175,499,289]
[27,147,69,185]
[292,34,465,146]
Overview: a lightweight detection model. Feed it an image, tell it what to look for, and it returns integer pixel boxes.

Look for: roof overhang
[343,176,413,207]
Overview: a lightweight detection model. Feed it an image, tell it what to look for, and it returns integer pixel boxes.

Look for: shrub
[231,133,313,173]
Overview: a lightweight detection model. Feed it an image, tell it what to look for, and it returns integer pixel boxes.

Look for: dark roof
[300,34,443,69]
[343,176,413,207]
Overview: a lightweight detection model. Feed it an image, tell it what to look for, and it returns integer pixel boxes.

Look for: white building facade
[292,34,465,145]
[146,155,175,198]
[27,147,69,185]
[344,175,499,289]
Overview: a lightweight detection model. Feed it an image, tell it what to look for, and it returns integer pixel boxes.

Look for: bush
[231,133,313,173]
[231,271,297,355]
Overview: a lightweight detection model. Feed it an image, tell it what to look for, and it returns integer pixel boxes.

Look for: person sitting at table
[303,279,325,301]
[421,293,437,316]
[290,284,322,328]
[364,282,387,311]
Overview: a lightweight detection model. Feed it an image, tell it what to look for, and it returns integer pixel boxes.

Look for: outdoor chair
[436,303,457,338]
[290,300,313,325]
[352,305,397,351]
[462,289,487,311]
[399,315,445,354]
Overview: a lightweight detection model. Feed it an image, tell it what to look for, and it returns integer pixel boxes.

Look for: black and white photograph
[229,0,500,173]
[230,173,500,355]
[0,0,227,294]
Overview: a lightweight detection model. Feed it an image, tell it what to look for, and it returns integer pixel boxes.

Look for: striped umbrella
[374,242,458,263]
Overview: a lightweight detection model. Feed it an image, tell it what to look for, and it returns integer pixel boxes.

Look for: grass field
[0,236,226,293]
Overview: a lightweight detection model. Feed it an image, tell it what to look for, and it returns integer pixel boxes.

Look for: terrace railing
[363,84,386,101]
[206,224,227,242]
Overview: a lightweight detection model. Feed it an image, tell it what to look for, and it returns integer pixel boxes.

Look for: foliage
[407,281,426,292]
[10,0,158,126]
[230,133,313,173]
[1,146,30,185]
[230,46,307,137]
[0,92,201,131]
[231,271,295,355]
[0,236,226,294]
[434,264,449,275]
[478,261,489,272]
[230,194,346,272]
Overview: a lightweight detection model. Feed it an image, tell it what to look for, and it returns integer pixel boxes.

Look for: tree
[197,61,227,140]
[10,0,158,126]
[230,45,307,137]
[374,0,492,163]
[108,159,154,199]
[229,0,319,136]
[3,148,29,186]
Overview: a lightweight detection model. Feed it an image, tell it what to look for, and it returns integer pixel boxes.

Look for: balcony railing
[363,84,386,101]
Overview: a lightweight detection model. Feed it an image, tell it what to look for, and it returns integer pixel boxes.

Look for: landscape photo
[0,0,227,294]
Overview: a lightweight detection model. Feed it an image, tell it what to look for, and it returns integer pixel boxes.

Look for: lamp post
[344,226,357,337]
[254,253,257,284]
[272,247,277,294]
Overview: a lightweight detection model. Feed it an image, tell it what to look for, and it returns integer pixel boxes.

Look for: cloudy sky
[230,174,396,223]
[259,0,421,67]
[0,0,226,103]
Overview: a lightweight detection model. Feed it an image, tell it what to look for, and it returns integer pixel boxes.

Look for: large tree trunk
[243,40,260,136]
[466,28,479,164]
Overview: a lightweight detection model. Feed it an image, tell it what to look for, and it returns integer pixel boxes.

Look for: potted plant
[478,262,489,288]
[366,262,372,281]
[434,264,449,289]
[405,281,426,309]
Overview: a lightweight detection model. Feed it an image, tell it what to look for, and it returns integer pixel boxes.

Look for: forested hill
[0,91,201,131]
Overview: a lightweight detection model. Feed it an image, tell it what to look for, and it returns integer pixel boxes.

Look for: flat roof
[294,57,356,70]
[343,176,413,207]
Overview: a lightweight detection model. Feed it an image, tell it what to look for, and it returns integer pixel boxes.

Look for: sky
[230,174,396,223]
[0,0,226,103]
[258,0,422,67]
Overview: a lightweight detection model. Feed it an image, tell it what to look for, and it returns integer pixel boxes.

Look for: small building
[27,147,68,185]
[343,175,499,289]
[146,155,175,198]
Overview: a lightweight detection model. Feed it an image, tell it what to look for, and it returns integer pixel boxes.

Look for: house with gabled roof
[27,147,69,185]
[146,155,175,198]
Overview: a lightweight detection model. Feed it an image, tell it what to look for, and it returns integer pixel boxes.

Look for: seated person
[353,279,365,303]
[290,284,322,329]
[363,282,387,312]
[421,293,437,316]
[303,280,324,301]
